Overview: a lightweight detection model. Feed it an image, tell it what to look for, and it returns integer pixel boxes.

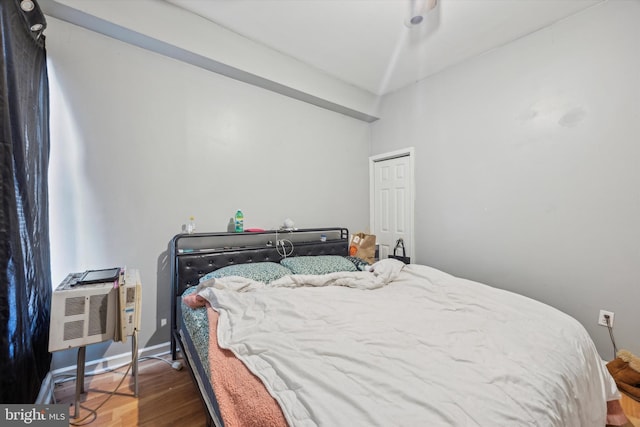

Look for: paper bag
[349,232,376,264]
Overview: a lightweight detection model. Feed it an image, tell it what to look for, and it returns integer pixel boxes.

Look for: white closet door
[371,152,413,261]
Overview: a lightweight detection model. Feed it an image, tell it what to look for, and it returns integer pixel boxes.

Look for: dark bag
[388,238,410,264]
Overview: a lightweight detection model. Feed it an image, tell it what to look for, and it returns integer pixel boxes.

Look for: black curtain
[0,0,51,403]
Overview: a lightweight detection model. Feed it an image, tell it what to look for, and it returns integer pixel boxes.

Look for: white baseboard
[35,371,54,404]
[37,341,176,404]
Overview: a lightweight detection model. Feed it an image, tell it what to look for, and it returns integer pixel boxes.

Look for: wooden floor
[54,355,640,426]
[621,393,640,426]
[53,356,207,427]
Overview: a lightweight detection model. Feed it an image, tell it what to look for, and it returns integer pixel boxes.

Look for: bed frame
[170,227,349,426]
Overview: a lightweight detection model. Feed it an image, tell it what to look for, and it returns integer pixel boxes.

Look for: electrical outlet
[161,318,167,327]
[598,310,614,327]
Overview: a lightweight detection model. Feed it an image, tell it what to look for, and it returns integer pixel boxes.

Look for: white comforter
[197,259,618,427]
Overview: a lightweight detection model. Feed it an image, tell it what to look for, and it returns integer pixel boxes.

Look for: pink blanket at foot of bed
[206,306,288,427]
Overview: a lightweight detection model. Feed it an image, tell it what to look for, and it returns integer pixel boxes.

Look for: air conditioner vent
[63,320,84,341]
[88,294,109,336]
[65,296,85,316]
[126,287,136,304]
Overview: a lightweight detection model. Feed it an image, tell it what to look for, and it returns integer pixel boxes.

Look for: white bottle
[187,216,196,234]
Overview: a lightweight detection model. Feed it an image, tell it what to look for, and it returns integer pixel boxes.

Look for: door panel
[373,154,412,261]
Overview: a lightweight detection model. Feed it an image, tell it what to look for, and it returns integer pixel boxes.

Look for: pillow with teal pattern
[199,262,292,284]
[280,255,357,275]
[345,256,371,271]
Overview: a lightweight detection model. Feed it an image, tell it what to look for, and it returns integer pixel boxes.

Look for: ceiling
[167,0,602,96]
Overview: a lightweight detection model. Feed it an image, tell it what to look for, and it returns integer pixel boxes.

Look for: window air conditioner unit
[48,268,141,352]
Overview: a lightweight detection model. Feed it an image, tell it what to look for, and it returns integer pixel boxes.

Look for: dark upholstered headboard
[170,228,349,358]
[170,228,349,296]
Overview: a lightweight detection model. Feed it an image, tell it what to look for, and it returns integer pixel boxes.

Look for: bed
[170,228,623,427]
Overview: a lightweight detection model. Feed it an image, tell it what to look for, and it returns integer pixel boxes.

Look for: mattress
[179,293,222,425]
[181,287,211,377]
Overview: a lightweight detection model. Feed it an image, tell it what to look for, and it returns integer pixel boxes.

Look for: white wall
[46,17,371,369]
[371,1,640,358]
[43,0,379,120]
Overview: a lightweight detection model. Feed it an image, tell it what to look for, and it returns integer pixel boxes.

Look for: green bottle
[234,210,244,233]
